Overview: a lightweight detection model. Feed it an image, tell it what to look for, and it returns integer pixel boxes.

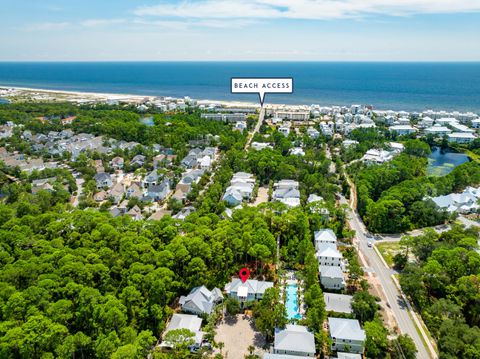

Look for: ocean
[0,62,479,112]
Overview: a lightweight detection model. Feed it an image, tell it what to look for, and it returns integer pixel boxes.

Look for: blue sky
[1,0,480,61]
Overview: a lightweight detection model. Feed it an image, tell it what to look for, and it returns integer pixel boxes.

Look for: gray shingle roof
[179,286,223,315]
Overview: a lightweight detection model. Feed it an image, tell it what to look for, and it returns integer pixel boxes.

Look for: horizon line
[0,60,480,64]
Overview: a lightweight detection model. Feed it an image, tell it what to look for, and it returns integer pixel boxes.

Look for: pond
[140,116,154,127]
[0,98,9,105]
[427,147,470,176]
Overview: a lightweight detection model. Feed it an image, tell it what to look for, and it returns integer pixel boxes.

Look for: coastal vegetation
[349,137,480,233]
[398,226,480,358]
[0,102,347,358]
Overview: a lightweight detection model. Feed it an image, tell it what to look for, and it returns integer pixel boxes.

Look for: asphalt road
[340,195,433,359]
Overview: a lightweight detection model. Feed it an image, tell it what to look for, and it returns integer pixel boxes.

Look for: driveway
[215,314,267,359]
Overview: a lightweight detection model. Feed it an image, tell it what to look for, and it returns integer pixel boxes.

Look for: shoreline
[0,85,315,111]
[1,84,479,115]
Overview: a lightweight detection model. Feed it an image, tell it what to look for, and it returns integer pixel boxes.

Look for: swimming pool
[286,284,302,320]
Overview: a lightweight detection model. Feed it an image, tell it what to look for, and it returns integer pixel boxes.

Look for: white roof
[324,293,353,313]
[337,353,362,359]
[449,132,476,139]
[328,317,366,342]
[278,197,301,207]
[237,286,248,297]
[264,354,311,359]
[165,313,202,333]
[317,246,343,259]
[225,278,273,296]
[307,194,324,203]
[390,125,416,131]
[274,325,315,355]
[389,142,404,150]
[320,265,344,279]
[163,314,204,346]
[314,229,337,243]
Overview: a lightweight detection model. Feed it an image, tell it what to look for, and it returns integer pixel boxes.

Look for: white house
[328,317,366,354]
[389,125,417,136]
[316,243,344,268]
[199,155,212,170]
[314,229,337,251]
[388,142,404,154]
[222,172,256,206]
[251,142,273,151]
[418,117,434,128]
[361,149,394,165]
[430,186,480,214]
[319,265,345,290]
[272,325,316,357]
[436,117,458,126]
[448,132,476,144]
[424,124,452,136]
[161,314,204,348]
[179,286,223,315]
[449,123,474,133]
[275,111,310,121]
[290,147,305,156]
[224,278,273,304]
[472,119,480,129]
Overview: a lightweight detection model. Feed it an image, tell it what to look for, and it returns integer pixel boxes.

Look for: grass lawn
[376,241,401,268]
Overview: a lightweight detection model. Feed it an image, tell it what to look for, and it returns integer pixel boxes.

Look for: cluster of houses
[181,147,216,170]
[315,229,346,290]
[0,147,57,173]
[91,146,217,220]
[170,147,217,204]
[222,172,256,206]
[378,109,479,143]
[264,103,479,145]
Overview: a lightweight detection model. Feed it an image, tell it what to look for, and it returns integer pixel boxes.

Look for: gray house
[130,155,146,167]
[179,286,223,316]
[273,325,315,357]
[328,317,366,354]
[146,179,170,201]
[143,170,161,187]
[94,172,112,189]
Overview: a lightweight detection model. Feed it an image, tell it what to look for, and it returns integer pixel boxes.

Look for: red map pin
[239,268,250,283]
